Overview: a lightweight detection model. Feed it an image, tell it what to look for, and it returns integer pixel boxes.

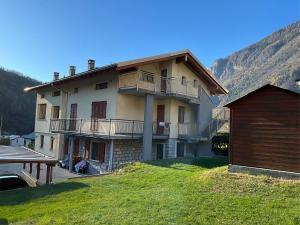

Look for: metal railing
[50,118,171,137]
[118,70,199,98]
[178,123,198,137]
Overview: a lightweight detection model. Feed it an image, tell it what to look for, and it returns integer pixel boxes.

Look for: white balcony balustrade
[118,70,199,98]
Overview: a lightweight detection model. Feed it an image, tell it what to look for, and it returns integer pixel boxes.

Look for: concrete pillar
[196,104,201,136]
[108,140,114,171]
[143,94,154,160]
[68,136,74,172]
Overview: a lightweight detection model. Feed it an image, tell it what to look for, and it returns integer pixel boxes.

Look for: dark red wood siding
[227,85,300,173]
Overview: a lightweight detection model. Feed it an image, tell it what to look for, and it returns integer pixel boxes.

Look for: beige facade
[31,50,226,174]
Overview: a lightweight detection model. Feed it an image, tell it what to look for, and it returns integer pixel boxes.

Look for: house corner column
[143,94,154,160]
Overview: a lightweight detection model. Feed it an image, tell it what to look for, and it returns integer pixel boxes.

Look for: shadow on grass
[0,218,8,225]
[145,156,228,171]
[0,182,89,206]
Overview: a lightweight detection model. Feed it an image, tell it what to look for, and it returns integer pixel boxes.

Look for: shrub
[0,137,10,146]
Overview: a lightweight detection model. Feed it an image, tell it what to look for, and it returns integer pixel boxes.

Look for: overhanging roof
[0,145,58,164]
[25,49,227,95]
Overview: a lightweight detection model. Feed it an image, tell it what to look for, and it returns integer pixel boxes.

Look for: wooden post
[23,163,26,170]
[29,163,32,174]
[49,165,53,183]
[36,163,40,180]
[46,164,50,184]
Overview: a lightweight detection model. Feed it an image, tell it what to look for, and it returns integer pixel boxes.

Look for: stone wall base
[228,164,300,180]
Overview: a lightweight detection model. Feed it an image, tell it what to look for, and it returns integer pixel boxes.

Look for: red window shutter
[99,142,106,162]
[91,101,107,119]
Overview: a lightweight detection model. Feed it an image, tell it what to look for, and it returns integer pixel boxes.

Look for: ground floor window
[40,135,44,148]
[157,144,164,159]
[177,142,184,157]
[91,142,106,162]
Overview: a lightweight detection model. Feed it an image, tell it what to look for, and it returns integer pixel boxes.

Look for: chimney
[53,72,59,81]
[69,66,76,76]
[88,59,95,71]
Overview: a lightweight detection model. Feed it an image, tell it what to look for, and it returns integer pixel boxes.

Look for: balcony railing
[119,70,199,98]
[178,123,198,137]
[50,118,170,137]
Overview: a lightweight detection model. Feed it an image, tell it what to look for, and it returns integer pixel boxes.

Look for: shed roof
[0,145,58,164]
[224,84,300,107]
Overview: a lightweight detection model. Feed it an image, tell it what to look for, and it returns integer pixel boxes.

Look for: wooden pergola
[0,145,58,184]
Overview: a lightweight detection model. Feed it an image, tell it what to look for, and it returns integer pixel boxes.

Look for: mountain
[211,20,300,105]
[0,68,41,135]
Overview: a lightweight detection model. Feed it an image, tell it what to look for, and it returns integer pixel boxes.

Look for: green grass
[0,157,299,225]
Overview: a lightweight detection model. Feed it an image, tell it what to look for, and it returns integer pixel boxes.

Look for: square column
[143,94,154,160]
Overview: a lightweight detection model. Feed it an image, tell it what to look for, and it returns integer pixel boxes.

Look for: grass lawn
[0,157,299,225]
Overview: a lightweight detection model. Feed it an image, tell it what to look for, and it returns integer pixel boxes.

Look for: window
[193,80,198,88]
[181,76,187,86]
[38,104,46,119]
[52,91,60,97]
[91,142,106,162]
[50,137,54,151]
[178,106,185,123]
[52,106,60,119]
[40,135,44,148]
[177,142,185,157]
[74,87,79,93]
[96,82,108,90]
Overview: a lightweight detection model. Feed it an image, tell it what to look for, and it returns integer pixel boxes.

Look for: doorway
[157,144,164,159]
[161,69,167,93]
[177,142,185,157]
[156,105,165,135]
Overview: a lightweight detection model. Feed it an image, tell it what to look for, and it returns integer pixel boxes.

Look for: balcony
[50,119,170,138]
[118,70,199,99]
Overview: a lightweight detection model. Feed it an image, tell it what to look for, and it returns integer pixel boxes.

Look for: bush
[0,137,10,146]
[27,142,34,150]
[212,133,229,155]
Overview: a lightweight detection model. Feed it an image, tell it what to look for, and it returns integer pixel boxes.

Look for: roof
[224,84,300,107]
[0,145,58,164]
[25,50,227,95]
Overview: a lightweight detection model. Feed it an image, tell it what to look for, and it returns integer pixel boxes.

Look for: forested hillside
[0,68,41,134]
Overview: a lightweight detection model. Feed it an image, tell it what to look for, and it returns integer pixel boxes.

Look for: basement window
[96,82,108,90]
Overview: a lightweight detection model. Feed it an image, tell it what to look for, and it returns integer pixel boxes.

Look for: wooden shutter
[92,101,107,119]
[99,142,106,162]
[84,140,90,159]
[70,104,77,118]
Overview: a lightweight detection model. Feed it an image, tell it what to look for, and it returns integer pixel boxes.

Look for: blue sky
[0,0,299,82]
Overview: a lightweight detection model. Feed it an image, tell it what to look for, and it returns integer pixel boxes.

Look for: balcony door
[161,69,167,93]
[69,104,77,131]
[156,105,165,135]
[91,101,107,131]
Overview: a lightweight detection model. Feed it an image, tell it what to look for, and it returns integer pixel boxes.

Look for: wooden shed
[225,84,300,177]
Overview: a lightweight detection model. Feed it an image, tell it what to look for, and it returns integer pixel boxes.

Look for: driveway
[0,163,81,184]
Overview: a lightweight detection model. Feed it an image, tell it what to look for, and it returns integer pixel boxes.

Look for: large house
[27,50,227,173]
